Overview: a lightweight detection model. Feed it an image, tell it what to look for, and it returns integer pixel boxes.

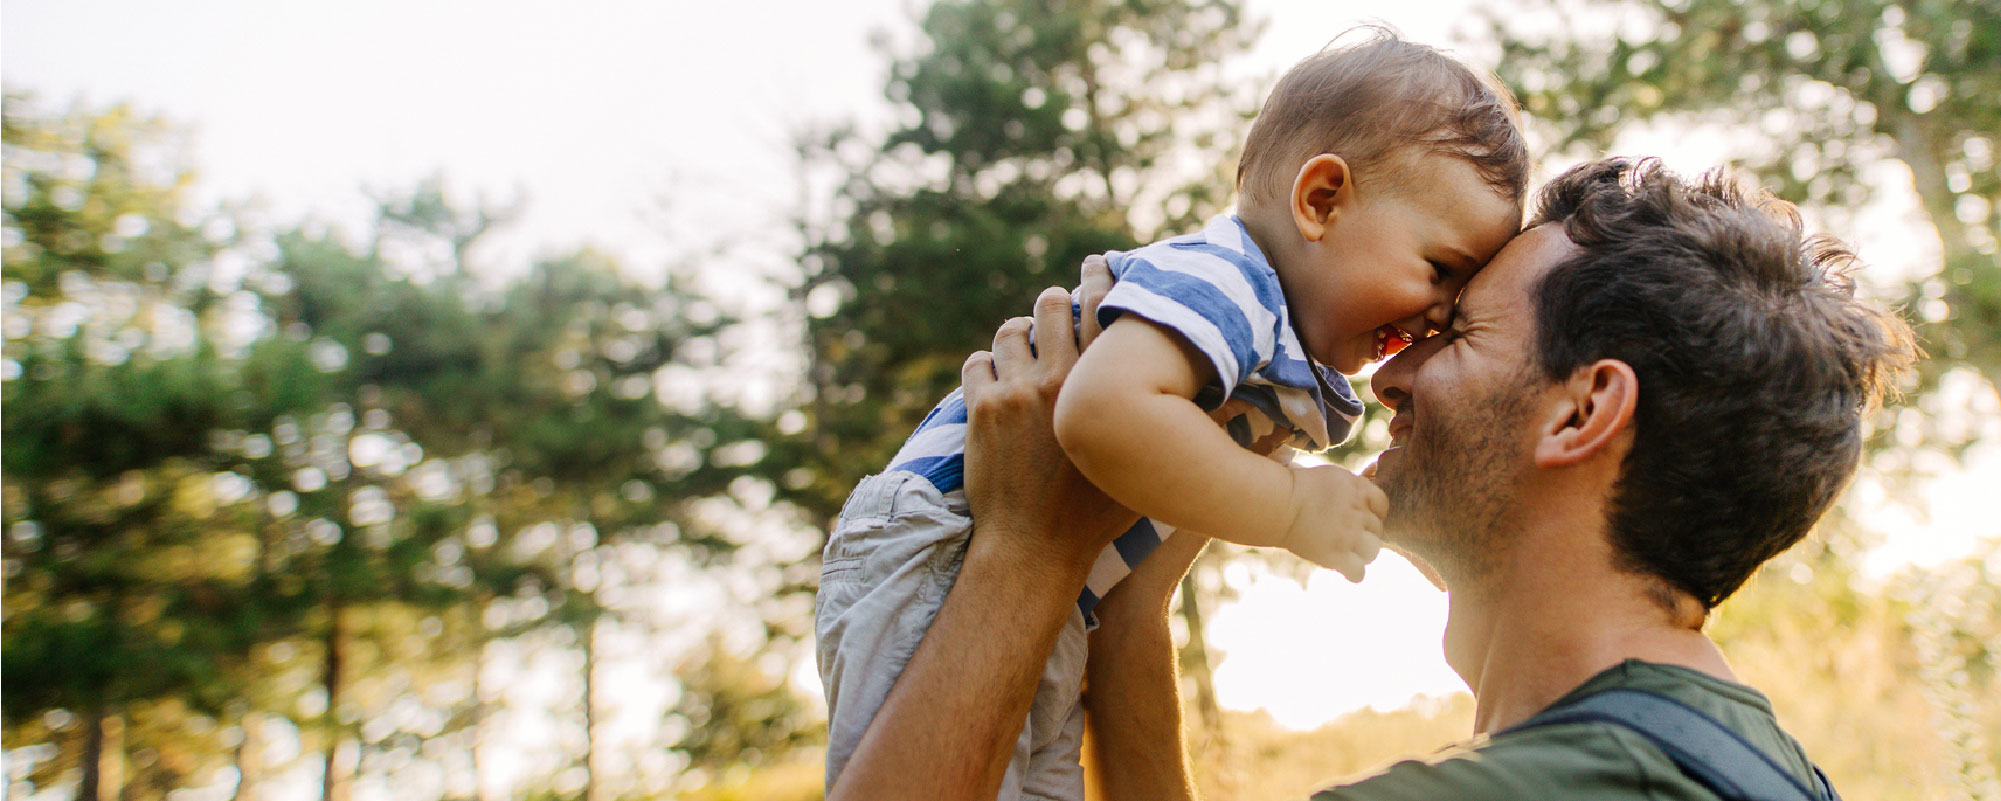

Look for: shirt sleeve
[1097,244,1282,399]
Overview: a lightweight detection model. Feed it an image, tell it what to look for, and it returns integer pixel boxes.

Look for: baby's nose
[1423,303,1454,336]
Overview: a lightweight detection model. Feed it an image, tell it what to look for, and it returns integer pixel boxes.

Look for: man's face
[1367,226,1574,575]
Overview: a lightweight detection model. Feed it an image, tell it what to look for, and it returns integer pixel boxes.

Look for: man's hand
[1280,464,1387,582]
[962,272,1135,567]
[827,261,1125,801]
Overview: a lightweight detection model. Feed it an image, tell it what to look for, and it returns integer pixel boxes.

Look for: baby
[817,30,1530,801]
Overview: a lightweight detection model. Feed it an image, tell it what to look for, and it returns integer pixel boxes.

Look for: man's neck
[1440,512,1736,734]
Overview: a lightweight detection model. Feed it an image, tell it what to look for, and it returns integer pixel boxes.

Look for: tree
[1486,0,2000,438]
[4,95,772,801]
[246,186,763,801]
[2,94,264,801]
[770,0,1266,524]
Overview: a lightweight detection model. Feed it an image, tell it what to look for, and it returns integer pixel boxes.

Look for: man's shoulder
[1309,661,1817,801]
[1307,720,1682,801]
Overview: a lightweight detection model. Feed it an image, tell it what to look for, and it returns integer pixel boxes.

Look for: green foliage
[1487,0,2001,435]
[3,94,258,797]
[2,95,768,800]
[668,635,820,779]
[768,0,1263,523]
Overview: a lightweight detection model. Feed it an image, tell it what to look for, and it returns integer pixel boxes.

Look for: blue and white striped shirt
[884,214,1364,614]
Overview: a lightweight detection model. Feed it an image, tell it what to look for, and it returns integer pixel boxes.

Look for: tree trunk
[1178,568,1237,800]
[1177,571,1225,741]
[231,712,264,801]
[1889,111,2001,389]
[321,604,350,801]
[80,711,125,801]
[581,614,600,801]
[469,604,493,801]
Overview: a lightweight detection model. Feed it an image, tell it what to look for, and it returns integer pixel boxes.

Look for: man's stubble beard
[1379,372,1536,584]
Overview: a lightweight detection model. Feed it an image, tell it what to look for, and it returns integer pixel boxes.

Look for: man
[826,158,1915,800]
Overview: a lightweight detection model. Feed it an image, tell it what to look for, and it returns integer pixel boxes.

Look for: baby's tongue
[1378,324,1413,357]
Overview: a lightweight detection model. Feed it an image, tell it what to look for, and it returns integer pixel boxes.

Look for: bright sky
[6,0,1997,796]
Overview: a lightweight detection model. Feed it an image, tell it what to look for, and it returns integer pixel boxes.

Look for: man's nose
[1372,333,1445,410]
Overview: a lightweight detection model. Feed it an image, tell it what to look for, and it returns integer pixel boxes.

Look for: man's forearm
[830,276,1128,800]
[1084,531,1206,801]
[827,522,1096,801]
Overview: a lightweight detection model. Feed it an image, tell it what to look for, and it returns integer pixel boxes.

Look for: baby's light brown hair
[1237,28,1530,212]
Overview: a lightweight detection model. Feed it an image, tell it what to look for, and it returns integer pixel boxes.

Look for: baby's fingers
[1353,530,1383,566]
[1325,551,1367,583]
[1361,480,1389,518]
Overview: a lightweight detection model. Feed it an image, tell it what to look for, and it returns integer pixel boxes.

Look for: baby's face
[1288,157,1520,374]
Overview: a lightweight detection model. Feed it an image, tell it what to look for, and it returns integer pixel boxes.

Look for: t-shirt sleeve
[1097,246,1281,398]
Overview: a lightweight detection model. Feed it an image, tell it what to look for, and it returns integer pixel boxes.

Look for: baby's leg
[815,470,976,790]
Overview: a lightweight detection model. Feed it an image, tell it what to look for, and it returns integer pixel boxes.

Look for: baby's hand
[1280,464,1387,582]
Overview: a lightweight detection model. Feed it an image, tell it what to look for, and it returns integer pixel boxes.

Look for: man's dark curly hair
[1527,158,1917,609]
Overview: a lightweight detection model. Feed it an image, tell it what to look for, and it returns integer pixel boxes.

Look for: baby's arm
[1052,317,1385,579]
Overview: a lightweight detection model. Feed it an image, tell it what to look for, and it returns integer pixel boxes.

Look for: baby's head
[1237,29,1531,373]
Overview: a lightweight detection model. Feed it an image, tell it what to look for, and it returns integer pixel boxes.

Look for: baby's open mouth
[1374,324,1415,360]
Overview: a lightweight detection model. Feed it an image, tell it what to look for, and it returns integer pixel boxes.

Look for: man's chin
[1366,446,1400,486]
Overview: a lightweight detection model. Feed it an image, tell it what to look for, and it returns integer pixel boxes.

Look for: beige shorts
[815,470,1090,801]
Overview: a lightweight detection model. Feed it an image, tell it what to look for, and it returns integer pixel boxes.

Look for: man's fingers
[1077,255,1113,349]
[992,316,1034,374]
[1032,286,1077,369]
[962,350,997,394]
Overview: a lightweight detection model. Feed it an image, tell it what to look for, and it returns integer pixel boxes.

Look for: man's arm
[1083,528,1207,801]
[828,268,1136,800]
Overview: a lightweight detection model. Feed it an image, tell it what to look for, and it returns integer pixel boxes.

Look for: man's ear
[1291,154,1354,243]
[1533,359,1637,468]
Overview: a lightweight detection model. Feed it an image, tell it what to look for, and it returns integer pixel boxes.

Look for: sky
[6,0,1997,794]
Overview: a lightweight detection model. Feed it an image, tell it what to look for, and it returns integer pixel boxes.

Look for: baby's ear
[1292,154,1353,242]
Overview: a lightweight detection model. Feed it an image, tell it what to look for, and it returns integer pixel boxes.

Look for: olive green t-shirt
[1311,660,1825,800]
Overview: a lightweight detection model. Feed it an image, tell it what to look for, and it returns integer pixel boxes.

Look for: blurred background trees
[1491,0,1999,446]
[5,0,1998,800]
[4,96,791,800]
